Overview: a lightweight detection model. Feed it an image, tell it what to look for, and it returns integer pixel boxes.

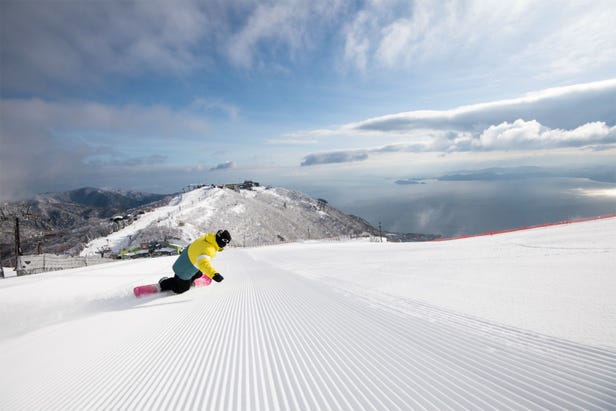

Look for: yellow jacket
[187,232,223,278]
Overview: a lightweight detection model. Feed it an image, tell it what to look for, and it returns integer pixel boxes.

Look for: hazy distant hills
[1,187,171,262]
[38,187,169,215]
[436,166,616,183]
[394,166,616,184]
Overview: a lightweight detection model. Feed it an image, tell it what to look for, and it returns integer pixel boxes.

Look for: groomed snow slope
[1,218,615,410]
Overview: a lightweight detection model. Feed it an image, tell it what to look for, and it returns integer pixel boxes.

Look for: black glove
[212,273,224,283]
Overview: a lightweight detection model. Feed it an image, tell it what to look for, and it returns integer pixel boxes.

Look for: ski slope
[1,218,615,410]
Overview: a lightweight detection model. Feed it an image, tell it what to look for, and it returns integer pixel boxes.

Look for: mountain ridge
[1,184,439,265]
[36,187,169,213]
[79,185,388,256]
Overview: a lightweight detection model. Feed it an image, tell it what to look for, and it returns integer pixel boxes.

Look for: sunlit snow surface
[1,218,615,410]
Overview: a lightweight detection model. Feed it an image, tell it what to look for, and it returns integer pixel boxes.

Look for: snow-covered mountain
[80,185,381,255]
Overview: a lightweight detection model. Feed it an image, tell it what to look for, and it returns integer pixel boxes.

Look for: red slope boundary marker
[433,213,616,242]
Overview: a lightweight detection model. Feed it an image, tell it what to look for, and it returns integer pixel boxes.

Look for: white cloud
[0,98,214,201]
[0,1,212,92]
[345,79,616,133]
[296,79,616,165]
[301,150,369,166]
[225,1,348,69]
[343,0,515,69]
[573,188,616,198]
[0,98,210,139]
[227,2,308,68]
[507,4,616,79]
[329,2,616,136]
[210,161,236,171]
[3,0,614,93]
[301,120,616,166]
[375,18,414,67]
[1,1,356,93]
[266,138,318,145]
[342,7,377,72]
[474,120,616,151]
[191,98,239,121]
[342,0,616,81]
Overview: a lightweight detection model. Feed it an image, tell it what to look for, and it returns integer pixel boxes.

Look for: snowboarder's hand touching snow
[213,273,224,283]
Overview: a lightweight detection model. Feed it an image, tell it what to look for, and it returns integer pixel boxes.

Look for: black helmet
[216,229,231,248]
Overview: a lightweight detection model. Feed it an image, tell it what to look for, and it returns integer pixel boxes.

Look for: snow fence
[16,254,112,276]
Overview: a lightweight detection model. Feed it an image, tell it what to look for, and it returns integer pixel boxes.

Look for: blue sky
[1,0,615,207]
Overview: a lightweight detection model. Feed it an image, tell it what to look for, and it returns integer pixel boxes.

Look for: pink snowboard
[133,276,212,298]
[133,283,159,298]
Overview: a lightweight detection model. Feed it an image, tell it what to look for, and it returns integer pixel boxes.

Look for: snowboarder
[159,229,231,294]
